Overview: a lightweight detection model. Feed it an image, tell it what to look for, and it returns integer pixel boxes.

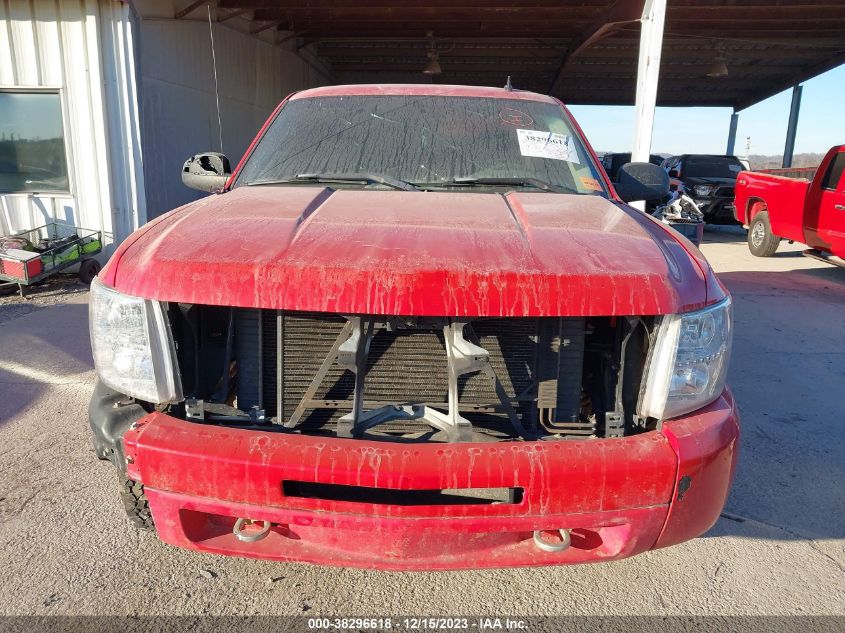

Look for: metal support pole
[726,111,739,156]
[630,0,666,210]
[782,85,802,168]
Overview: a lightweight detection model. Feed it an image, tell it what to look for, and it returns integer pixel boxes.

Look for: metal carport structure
[177,0,845,166]
[2,0,842,246]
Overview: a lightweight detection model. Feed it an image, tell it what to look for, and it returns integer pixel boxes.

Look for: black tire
[747,211,780,257]
[118,476,154,530]
[79,259,102,284]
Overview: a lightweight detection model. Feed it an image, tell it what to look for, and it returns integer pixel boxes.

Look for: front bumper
[695,197,736,222]
[120,389,739,570]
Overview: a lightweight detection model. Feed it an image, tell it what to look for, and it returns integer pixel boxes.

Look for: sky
[568,64,845,157]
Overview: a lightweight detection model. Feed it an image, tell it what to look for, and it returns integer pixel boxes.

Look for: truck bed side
[734,172,810,243]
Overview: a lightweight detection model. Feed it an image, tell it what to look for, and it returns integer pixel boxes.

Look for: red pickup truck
[734,145,845,261]
[87,85,738,570]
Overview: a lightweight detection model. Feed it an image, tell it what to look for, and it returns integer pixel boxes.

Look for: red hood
[102,187,708,316]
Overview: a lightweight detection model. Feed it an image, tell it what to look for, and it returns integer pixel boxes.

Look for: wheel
[78,259,102,284]
[118,476,154,530]
[747,211,780,257]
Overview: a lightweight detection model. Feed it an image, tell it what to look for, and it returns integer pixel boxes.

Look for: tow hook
[533,528,571,553]
[233,518,272,543]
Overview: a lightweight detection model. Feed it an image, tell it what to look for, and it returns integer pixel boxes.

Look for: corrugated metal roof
[191,0,845,109]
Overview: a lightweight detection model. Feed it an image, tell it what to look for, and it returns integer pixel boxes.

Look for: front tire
[118,476,154,530]
[748,211,780,257]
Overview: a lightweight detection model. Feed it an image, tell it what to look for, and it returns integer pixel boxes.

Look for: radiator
[233,310,586,437]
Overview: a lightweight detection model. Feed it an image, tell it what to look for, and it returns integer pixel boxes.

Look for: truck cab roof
[291,83,559,104]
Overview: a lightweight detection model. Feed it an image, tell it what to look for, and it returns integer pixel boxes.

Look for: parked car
[601,152,664,180]
[734,144,845,262]
[88,85,738,570]
[661,154,746,223]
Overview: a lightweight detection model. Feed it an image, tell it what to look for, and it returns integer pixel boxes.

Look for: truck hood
[103,186,709,316]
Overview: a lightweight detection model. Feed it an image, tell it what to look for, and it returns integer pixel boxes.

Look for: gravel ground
[0,274,89,325]
[0,226,843,619]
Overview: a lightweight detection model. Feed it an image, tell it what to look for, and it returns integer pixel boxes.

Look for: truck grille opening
[168,307,651,442]
[282,481,523,506]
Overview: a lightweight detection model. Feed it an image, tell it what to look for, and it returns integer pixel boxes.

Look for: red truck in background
[734,145,845,263]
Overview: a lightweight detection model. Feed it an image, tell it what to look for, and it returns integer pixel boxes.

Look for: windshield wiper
[425,177,567,193]
[248,173,419,191]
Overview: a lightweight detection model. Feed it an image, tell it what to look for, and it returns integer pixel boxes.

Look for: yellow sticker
[580,176,602,191]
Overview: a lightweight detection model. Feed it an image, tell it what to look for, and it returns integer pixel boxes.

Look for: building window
[0,91,69,194]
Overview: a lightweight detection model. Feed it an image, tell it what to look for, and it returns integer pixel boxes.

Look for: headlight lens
[693,184,714,197]
[637,297,732,420]
[89,277,182,404]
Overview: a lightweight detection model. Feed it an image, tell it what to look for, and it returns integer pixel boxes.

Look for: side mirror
[668,168,680,178]
[615,162,670,203]
[181,152,231,193]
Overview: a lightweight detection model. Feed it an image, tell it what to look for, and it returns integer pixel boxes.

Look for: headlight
[637,297,732,420]
[89,277,182,404]
[693,184,714,197]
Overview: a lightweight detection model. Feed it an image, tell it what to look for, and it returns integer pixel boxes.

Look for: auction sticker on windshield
[516,129,580,163]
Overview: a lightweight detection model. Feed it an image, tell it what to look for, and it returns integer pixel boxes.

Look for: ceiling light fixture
[423,50,442,75]
[707,42,729,78]
[706,60,729,78]
[422,31,442,75]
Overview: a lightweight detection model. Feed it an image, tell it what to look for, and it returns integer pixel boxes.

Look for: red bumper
[123,390,739,570]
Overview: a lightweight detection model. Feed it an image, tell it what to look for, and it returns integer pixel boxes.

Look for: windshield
[683,156,745,179]
[235,95,607,195]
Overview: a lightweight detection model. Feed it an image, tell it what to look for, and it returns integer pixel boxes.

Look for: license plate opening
[282,481,523,506]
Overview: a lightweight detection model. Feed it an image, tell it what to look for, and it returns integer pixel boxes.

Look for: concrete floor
[0,226,843,616]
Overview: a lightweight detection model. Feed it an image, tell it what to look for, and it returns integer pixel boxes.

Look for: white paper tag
[516,129,580,163]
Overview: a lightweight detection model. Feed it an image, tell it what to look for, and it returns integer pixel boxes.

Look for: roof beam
[251,19,287,34]
[327,60,802,77]
[175,0,210,19]
[218,7,251,21]
[548,0,644,95]
[251,6,602,21]
[735,48,845,110]
[669,6,844,20]
[220,0,622,7]
[669,0,843,7]
[311,36,568,45]
[246,5,843,24]
[318,47,568,59]
[277,27,585,38]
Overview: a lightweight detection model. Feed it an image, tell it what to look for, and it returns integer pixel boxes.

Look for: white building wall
[0,0,145,255]
[136,17,332,218]
[0,0,330,251]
